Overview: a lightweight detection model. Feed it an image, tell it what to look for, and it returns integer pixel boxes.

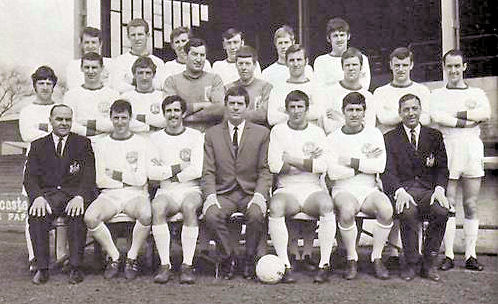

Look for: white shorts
[98,187,149,212]
[273,183,324,206]
[155,183,201,205]
[332,186,380,208]
[445,136,484,179]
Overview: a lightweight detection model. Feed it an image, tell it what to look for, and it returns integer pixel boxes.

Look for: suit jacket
[381,123,448,197]
[23,132,96,205]
[202,120,272,200]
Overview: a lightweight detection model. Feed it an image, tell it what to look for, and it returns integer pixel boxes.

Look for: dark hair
[162,95,187,114]
[131,56,157,75]
[110,99,132,117]
[398,93,421,109]
[236,45,258,63]
[443,49,466,64]
[50,104,72,117]
[127,18,149,34]
[326,18,350,37]
[170,26,190,42]
[341,47,363,67]
[285,90,309,110]
[225,86,250,107]
[31,66,58,88]
[80,52,103,67]
[342,92,366,111]
[222,28,243,41]
[285,44,307,62]
[184,38,207,55]
[390,47,413,62]
[80,26,102,42]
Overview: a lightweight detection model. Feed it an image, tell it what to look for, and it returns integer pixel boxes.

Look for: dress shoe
[373,258,390,280]
[153,265,172,284]
[343,260,358,280]
[68,268,84,284]
[221,257,236,280]
[243,262,256,280]
[281,267,297,283]
[104,259,121,280]
[32,269,49,285]
[420,266,440,282]
[180,264,196,284]
[124,258,140,280]
[401,266,416,281]
[439,257,454,271]
[465,257,484,271]
[313,264,331,283]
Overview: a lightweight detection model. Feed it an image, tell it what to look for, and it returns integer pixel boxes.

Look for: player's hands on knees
[394,188,414,214]
[248,193,267,215]
[431,186,449,209]
[202,194,221,215]
[65,196,85,217]
[29,196,52,217]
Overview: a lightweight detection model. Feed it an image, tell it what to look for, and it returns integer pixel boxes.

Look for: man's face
[275,35,294,60]
[399,98,421,129]
[343,103,365,128]
[236,57,256,82]
[50,106,73,137]
[286,50,306,78]
[223,34,243,61]
[34,79,54,103]
[342,56,361,82]
[128,26,148,52]
[134,67,155,91]
[111,110,131,136]
[81,59,103,85]
[390,57,413,83]
[286,99,307,125]
[163,101,184,129]
[172,33,189,58]
[226,95,247,124]
[186,45,206,73]
[81,34,101,54]
[444,55,467,85]
[328,30,349,52]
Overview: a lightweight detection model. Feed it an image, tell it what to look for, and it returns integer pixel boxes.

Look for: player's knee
[317,198,334,215]
[337,207,356,225]
[268,199,285,217]
[463,200,478,219]
[151,198,167,218]
[181,201,199,216]
[84,211,100,229]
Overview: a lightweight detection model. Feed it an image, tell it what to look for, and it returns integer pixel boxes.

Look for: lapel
[417,126,429,153]
[397,123,417,153]
[222,122,236,159]
[238,121,250,156]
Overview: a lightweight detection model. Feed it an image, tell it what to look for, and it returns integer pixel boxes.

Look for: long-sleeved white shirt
[18,99,54,142]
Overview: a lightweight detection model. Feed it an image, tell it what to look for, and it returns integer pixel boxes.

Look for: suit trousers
[28,190,87,270]
[205,187,265,262]
[397,183,448,267]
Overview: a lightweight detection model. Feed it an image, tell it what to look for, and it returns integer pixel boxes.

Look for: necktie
[232,126,239,156]
[56,136,63,157]
[410,129,417,150]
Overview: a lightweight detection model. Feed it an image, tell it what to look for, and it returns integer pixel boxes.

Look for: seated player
[65,26,113,89]
[382,94,450,282]
[268,90,335,283]
[225,45,273,126]
[261,25,313,87]
[203,86,272,280]
[321,47,377,135]
[212,28,262,84]
[120,57,166,131]
[314,17,370,89]
[326,92,393,280]
[164,26,211,78]
[84,100,156,280]
[148,95,204,284]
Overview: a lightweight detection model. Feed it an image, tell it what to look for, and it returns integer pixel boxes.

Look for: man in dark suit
[381,93,450,282]
[24,104,96,284]
[202,86,272,279]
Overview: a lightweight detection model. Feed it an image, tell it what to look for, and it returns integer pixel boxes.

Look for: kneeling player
[84,100,155,280]
[149,96,204,284]
[268,90,336,283]
[326,92,393,280]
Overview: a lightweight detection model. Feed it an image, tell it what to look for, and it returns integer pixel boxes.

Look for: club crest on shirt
[302,142,317,158]
[69,161,80,174]
[126,151,139,164]
[426,153,435,167]
[465,98,477,109]
[254,96,262,110]
[98,101,111,114]
[150,103,161,114]
[180,148,191,162]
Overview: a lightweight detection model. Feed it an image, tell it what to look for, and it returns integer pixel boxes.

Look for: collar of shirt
[403,123,421,145]
[182,70,205,80]
[227,120,246,145]
[52,133,68,155]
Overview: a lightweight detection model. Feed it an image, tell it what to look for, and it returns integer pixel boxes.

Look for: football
[256,254,285,284]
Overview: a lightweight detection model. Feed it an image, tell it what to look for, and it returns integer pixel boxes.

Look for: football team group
[21,17,490,285]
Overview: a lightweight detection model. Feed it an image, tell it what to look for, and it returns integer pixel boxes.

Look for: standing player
[267,45,322,127]
[326,92,393,280]
[261,25,313,87]
[111,19,166,93]
[149,95,204,284]
[314,18,371,89]
[120,57,166,131]
[268,90,335,283]
[164,26,211,78]
[225,45,273,126]
[84,100,156,280]
[212,28,262,85]
[163,38,225,132]
[321,47,376,135]
[65,27,113,89]
[431,50,491,271]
